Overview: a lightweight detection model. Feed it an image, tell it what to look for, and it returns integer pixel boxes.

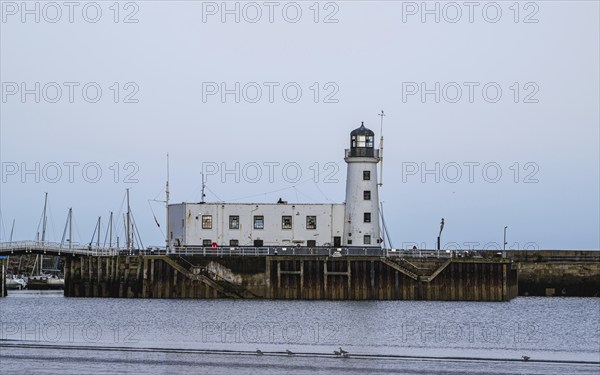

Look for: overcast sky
[1,1,598,249]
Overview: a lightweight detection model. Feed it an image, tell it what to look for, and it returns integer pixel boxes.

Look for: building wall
[168,203,186,245]
[169,203,345,247]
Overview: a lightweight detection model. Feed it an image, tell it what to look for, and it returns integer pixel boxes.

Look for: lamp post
[437,218,445,257]
[503,226,508,251]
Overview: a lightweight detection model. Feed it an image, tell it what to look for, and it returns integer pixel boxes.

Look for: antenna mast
[200,172,206,203]
[378,110,385,187]
[166,153,170,250]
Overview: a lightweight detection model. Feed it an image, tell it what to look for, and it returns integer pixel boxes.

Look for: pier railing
[6,241,595,262]
[168,247,457,258]
[0,241,458,258]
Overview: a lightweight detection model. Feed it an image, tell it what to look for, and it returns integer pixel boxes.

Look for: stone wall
[517,262,600,297]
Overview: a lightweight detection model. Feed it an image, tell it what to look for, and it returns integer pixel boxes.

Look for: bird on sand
[286,349,294,356]
[256,349,263,356]
[522,355,530,361]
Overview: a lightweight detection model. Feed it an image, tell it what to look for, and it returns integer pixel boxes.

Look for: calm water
[1,291,598,374]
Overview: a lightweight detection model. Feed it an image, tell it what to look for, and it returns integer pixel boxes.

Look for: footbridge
[0,241,118,257]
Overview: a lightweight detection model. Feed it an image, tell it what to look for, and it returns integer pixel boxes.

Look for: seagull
[256,349,263,356]
[334,350,341,357]
[337,347,350,358]
[286,349,294,356]
[522,355,530,361]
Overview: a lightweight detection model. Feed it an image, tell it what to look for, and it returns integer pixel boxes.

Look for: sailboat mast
[109,211,113,248]
[96,216,101,247]
[126,189,131,251]
[9,219,15,242]
[41,192,48,242]
[68,208,72,249]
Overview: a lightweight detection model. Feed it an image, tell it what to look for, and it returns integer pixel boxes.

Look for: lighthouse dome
[350,122,375,137]
[349,122,375,157]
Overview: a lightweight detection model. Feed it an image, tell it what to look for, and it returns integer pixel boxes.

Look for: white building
[168,123,381,248]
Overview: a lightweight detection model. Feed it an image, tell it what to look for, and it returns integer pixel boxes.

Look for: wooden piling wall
[63,256,517,301]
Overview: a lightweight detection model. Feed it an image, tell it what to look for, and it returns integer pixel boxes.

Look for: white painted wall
[169,203,344,247]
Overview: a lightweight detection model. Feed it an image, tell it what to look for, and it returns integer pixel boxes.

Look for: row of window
[201,215,319,230]
[202,213,373,230]
[204,239,325,247]
[347,235,371,245]
[201,237,373,247]
[352,135,374,148]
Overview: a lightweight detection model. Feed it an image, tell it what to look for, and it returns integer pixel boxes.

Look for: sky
[0,1,598,250]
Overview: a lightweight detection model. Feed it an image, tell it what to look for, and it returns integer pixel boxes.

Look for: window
[202,215,212,229]
[203,239,212,246]
[364,235,371,245]
[364,190,371,200]
[348,239,353,245]
[307,240,316,247]
[229,215,239,229]
[253,239,263,247]
[306,216,317,230]
[357,135,366,147]
[254,216,264,229]
[282,216,292,229]
[230,239,239,246]
[363,170,370,180]
[364,212,371,223]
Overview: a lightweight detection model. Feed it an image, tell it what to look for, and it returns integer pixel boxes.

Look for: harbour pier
[61,254,518,301]
[2,242,599,300]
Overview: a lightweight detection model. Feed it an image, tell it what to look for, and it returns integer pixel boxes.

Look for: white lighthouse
[343,122,381,247]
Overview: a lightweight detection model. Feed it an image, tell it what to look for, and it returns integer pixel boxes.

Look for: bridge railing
[0,241,119,256]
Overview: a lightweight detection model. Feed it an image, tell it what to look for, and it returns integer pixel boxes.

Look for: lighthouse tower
[343,122,381,247]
